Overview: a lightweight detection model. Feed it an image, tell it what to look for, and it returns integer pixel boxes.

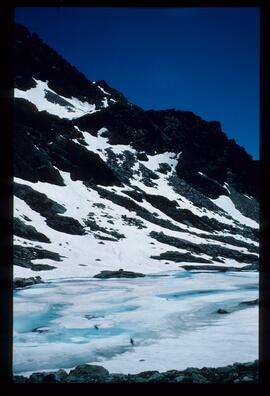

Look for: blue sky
[15,7,260,159]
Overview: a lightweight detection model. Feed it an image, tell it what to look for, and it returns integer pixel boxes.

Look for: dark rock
[177,169,229,199]
[96,80,128,104]
[66,364,109,383]
[157,163,172,174]
[216,308,229,314]
[121,215,146,229]
[94,235,118,242]
[168,175,226,212]
[85,314,103,320]
[191,373,209,383]
[239,299,259,306]
[15,99,121,188]
[44,89,75,108]
[228,185,259,222]
[139,163,160,181]
[174,375,187,383]
[194,232,259,254]
[121,189,144,202]
[181,265,229,271]
[53,369,68,381]
[14,276,44,288]
[14,360,258,383]
[84,217,125,240]
[133,370,159,379]
[181,264,257,272]
[215,365,233,375]
[241,376,255,383]
[14,105,65,185]
[77,138,89,146]
[46,216,85,235]
[14,183,66,218]
[42,374,60,383]
[14,245,62,269]
[145,372,162,382]
[31,264,56,271]
[106,374,129,383]
[129,376,148,383]
[29,372,48,383]
[149,231,258,266]
[240,263,259,271]
[137,152,148,161]
[104,149,136,184]
[183,367,202,375]
[92,202,105,209]
[14,217,51,243]
[50,139,122,186]
[93,269,145,279]
[13,375,30,383]
[90,185,185,233]
[22,215,31,221]
[28,369,67,383]
[151,251,212,263]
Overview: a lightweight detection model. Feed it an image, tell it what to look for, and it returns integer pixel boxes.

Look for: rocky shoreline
[14,263,258,289]
[13,360,258,383]
[13,276,44,289]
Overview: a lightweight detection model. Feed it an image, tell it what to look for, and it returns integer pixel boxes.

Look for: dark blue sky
[15,7,260,159]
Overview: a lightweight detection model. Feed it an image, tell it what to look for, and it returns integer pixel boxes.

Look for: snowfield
[211,195,258,229]
[14,79,112,119]
[14,165,258,280]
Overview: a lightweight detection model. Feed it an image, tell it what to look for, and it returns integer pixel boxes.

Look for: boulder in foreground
[13,276,44,288]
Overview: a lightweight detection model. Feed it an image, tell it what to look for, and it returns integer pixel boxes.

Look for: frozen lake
[13,270,258,375]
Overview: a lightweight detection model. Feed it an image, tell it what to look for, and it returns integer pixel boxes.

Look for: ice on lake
[13,270,258,375]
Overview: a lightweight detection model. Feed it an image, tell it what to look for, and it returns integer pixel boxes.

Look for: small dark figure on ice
[94,325,99,330]
[130,337,134,345]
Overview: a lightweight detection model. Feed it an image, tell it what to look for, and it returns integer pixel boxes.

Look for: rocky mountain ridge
[14,23,259,280]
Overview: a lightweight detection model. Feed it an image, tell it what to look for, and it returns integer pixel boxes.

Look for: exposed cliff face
[13,24,259,280]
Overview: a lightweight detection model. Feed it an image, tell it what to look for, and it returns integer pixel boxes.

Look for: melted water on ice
[13,270,258,375]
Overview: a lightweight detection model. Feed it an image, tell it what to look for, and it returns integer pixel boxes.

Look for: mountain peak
[15,23,126,108]
[14,23,259,271]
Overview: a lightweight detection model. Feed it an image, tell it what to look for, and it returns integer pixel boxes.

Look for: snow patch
[98,85,111,96]
[15,79,98,119]
[212,196,258,229]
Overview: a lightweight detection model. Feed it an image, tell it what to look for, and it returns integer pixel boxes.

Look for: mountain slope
[14,24,259,280]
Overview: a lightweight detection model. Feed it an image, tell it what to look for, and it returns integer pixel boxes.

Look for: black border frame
[1,0,269,388]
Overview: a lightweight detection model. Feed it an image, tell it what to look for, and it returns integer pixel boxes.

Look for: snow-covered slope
[15,79,99,119]
[13,124,259,279]
[14,24,259,280]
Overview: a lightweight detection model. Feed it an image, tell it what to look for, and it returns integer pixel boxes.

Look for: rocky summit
[13,24,259,383]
